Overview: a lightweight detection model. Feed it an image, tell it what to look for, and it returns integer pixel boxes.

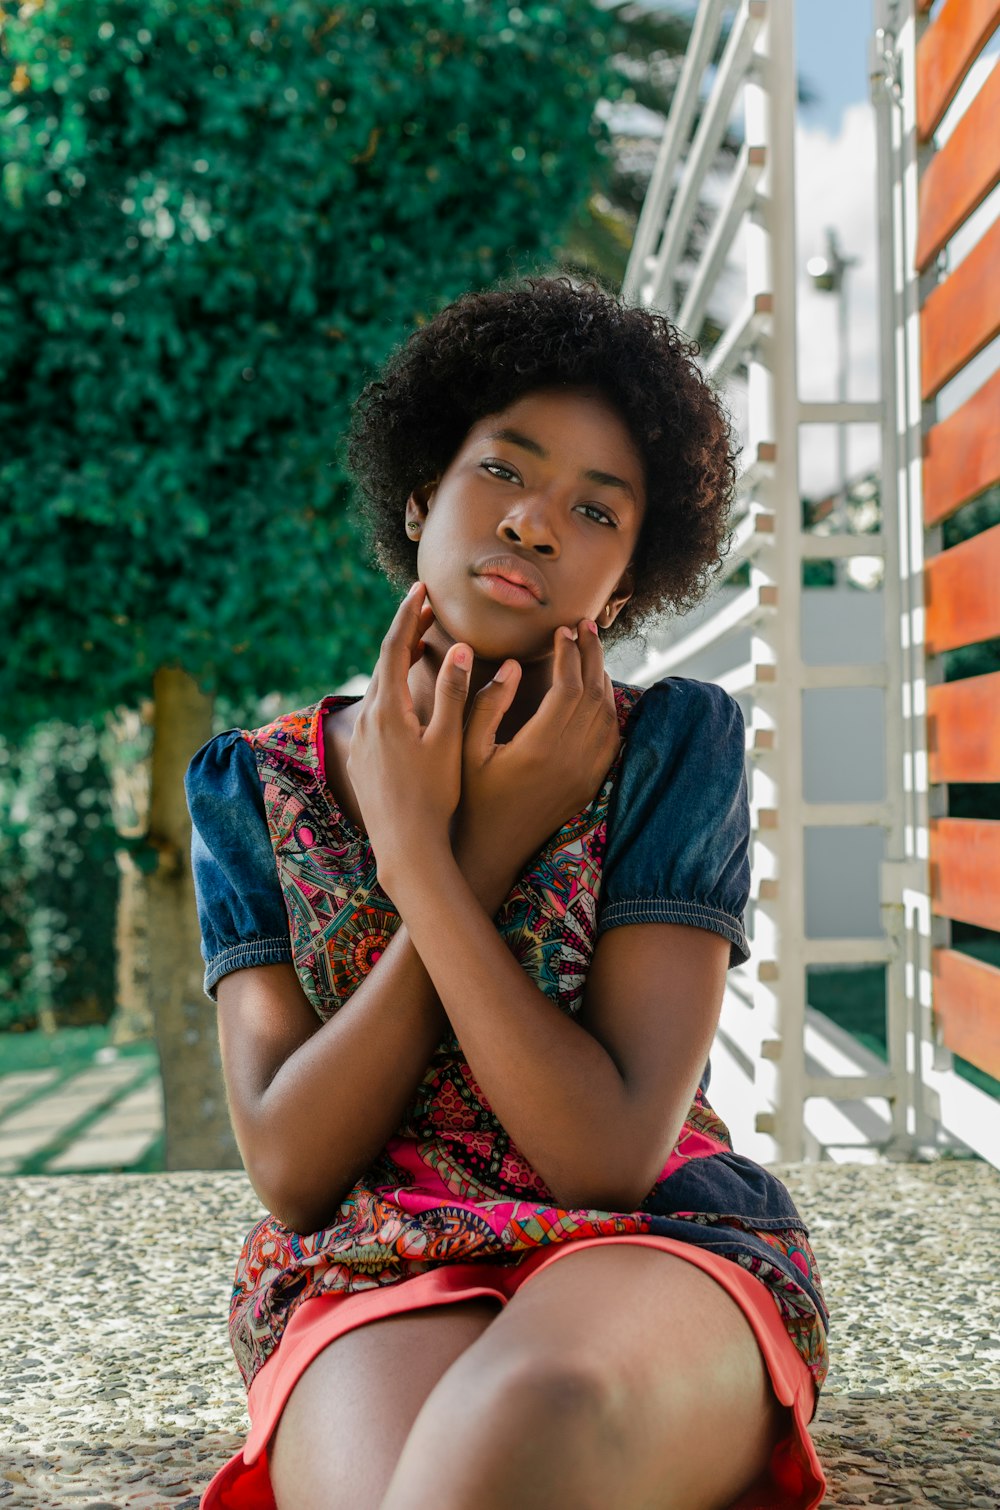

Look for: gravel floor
[1,1160,998,1508]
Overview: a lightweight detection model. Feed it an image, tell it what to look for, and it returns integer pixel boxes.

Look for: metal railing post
[750,0,806,1161]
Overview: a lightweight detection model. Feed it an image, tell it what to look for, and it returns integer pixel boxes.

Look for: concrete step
[0,1161,996,1507]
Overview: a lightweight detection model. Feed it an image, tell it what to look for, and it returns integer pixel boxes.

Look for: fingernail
[494,661,512,682]
[559,626,574,641]
[407,580,422,598]
[585,619,598,634]
[454,646,470,669]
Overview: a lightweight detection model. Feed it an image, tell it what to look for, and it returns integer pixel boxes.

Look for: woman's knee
[379,1352,621,1510]
[436,1345,628,1456]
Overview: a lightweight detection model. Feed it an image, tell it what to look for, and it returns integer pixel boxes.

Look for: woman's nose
[497,499,559,556]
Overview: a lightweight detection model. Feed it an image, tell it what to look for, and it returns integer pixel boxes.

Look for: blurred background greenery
[2,0,996,1171]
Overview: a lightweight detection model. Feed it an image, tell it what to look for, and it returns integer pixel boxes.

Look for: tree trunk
[103,701,154,1046]
[146,665,240,1169]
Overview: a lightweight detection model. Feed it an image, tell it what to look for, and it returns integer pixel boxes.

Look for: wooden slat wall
[918,8,1000,1086]
[923,368,1000,527]
[933,950,1000,1079]
[924,521,1000,655]
[920,216,1000,399]
[916,0,1000,141]
[915,60,1000,270]
[930,819,1000,933]
[927,671,1000,784]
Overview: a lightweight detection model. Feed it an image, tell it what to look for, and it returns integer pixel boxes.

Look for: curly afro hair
[345,275,740,647]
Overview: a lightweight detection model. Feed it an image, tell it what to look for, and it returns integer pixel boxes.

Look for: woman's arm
[379,844,730,1212]
[217,838,524,1236]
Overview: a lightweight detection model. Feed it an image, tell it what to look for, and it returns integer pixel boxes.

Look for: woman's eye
[481,460,519,483]
[578,503,616,527]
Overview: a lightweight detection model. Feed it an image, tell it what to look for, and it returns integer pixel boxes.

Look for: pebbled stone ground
[1,1161,997,1508]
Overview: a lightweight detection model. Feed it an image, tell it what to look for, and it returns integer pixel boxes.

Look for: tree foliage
[0,721,118,1030]
[1,0,624,726]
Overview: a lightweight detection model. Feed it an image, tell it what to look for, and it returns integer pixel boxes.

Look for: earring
[407,521,421,536]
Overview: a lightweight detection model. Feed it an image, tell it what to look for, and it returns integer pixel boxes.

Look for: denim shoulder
[184,729,293,1002]
[597,677,751,968]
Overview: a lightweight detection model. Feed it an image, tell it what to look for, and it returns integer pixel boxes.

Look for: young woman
[186,276,829,1510]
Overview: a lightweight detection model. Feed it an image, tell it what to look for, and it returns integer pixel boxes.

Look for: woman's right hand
[455,620,622,883]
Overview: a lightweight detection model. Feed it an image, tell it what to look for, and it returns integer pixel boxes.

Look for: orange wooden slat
[921,216,1000,399]
[916,59,1000,270]
[924,521,1000,655]
[927,670,1000,783]
[916,0,1000,142]
[930,818,1000,932]
[923,367,1000,526]
[933,948,1000,1079]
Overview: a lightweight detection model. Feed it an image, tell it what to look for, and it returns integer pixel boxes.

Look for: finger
[575,616,610,720]
[426,642,473,745]
[507,627,579,748]
[463,659,523,754]
[410,601,436,662]
[379,580,427,689]
[574,640,618,749]
[546,624,585,729]
[367,584,425,700]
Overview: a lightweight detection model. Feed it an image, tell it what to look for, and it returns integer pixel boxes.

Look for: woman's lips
[474,573,540,608]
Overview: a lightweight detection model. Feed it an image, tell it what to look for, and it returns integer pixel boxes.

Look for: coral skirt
[200,1235,827,1510]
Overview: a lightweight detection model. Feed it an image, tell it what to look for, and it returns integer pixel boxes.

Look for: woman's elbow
[262,1154,361,1235]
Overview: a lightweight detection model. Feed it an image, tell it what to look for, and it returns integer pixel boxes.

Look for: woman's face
[406,387,647,663]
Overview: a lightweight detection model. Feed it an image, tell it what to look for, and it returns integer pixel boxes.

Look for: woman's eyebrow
[485,425,546,458]
[483,426,638,504]
[585,467,637,504]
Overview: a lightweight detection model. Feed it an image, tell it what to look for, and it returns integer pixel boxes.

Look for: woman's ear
[600,566,635,629]
[404,480,436,541]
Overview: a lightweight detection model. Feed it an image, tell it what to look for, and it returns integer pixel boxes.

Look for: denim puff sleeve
[184,730,293,1001]
[597,677,751,968]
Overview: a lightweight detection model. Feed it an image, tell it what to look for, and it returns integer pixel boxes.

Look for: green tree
[0,0,623,1166]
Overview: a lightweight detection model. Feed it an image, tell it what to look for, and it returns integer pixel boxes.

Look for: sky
[795,0,874,136]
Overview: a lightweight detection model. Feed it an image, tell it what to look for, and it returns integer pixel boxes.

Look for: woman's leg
[381,1246,789,1510]
[268,1297,501,1510]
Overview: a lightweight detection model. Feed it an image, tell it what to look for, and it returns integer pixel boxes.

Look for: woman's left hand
[347,581,472,896]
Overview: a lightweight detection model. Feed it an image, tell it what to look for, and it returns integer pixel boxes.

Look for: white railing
[620,0,997,1163]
